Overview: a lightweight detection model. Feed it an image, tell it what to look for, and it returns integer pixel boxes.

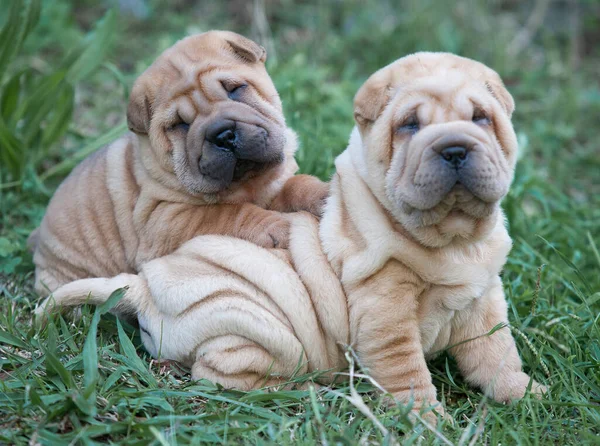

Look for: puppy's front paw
[384,391,450,427]
[408,403,451,427]
[302,182,330,218]
[251,216,290,249]
[490,372,547,403]
[269,175,329,217]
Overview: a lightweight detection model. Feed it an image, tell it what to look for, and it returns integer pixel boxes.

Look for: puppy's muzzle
[421,131,507,206]
[440,146,467,168]
[205,119,283,181]
[431,133,479,169]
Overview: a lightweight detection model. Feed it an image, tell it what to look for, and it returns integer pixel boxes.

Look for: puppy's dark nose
[440,146,467,168]
[214,129,236,151]
[206,120,237,151]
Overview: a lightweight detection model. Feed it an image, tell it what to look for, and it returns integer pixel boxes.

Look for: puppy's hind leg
[190,335,297,391]
[35,273,148,322]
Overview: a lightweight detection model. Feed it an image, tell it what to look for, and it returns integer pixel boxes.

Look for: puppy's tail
[35,273,147,323]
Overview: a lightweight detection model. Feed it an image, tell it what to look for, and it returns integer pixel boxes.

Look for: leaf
[0,116,24,179]
[486,322,509,337]
[0,69,26,118]
[102,61,130,100]
[100,366,127,393]
[39,122,128,180]
[99,288,127,314]
[0,328,28,349]
[0,237,16,256]
[81,308,100,401]
[40,84,74,149]
[26,386,47,411]
[0,256,22,274]
[116,318,157,387]
[11,71,67,134]
[0,0,41,80]
[63,9,117,84]
[82,288,126,400]
[72,391,95,416]
[44,350,74,388]
[0,1,115,185]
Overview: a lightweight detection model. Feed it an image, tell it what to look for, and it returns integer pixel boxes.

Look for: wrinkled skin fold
[37,214,350,388]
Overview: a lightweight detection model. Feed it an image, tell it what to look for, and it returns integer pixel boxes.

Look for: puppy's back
[33,136,138,294]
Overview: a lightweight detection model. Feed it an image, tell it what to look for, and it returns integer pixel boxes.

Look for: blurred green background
[0,1,599,444]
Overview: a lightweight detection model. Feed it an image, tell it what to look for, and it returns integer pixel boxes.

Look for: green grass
[1,0,599,444]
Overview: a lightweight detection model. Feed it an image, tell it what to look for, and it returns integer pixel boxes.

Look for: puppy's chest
[416,265,492,355]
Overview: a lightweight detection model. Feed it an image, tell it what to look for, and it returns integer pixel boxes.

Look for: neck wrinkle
[331,146,503,288]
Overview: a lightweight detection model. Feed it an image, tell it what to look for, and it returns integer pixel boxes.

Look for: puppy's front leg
[349,264,441,420]
[229,203,291,248]
[449,277,546,403]
[269,175,329,217]
[143,202,290,259]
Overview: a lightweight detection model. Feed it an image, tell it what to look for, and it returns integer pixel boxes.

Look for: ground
[0,0,599,444]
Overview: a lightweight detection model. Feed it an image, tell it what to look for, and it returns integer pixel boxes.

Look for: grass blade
[0,0,41,79]
[116,318,157,387]
[39,122,128,180]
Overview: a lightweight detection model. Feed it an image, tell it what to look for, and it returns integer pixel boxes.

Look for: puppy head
[127,31,290,198]
[353,52,517,247]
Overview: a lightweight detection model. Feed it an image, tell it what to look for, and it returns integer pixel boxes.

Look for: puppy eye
[398,115,420,134]
[167,121,190,133]
[224,83,248,101]
[221,82,248,101]
[472,109,490,125]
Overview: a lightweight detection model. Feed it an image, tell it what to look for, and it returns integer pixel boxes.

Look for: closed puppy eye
[397,114,420,134]
[221,81,248,101]
[472,108,491,125]
[167,118,190,133]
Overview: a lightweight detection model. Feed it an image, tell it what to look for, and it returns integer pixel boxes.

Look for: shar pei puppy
[37,53,546,423]
[30,31,328,301]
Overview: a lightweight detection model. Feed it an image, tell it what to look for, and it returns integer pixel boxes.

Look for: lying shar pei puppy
[30,31,327,301]
[37,52,545,423]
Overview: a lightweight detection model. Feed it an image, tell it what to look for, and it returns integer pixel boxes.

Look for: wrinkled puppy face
[354,52,518,247]
[127,31,287,195]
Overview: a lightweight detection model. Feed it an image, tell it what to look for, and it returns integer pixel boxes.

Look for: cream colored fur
[37,214,349,389]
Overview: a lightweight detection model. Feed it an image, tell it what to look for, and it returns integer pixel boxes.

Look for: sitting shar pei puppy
[37,53,545,423]
[30,31,328,301]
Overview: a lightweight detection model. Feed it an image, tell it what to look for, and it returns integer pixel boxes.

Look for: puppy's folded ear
[127,78,154,134]
[484,72,515,117]
[353,68,393,130]
[227,35,267,64]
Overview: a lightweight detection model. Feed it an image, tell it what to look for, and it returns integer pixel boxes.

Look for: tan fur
[37,53,545,424]
[32,31,327,301]
[269,174,330,216]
